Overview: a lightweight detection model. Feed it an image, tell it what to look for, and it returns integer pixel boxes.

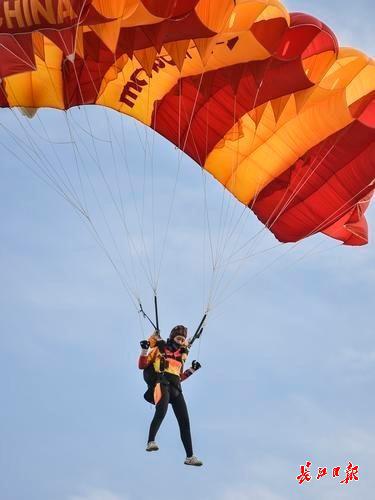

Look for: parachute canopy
[1,0,374,245]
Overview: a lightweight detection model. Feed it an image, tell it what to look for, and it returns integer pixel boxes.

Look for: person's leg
[147,384,170,443]
[171,392,193,457]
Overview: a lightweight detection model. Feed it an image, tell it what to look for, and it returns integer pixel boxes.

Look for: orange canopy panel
[0,0,374,245]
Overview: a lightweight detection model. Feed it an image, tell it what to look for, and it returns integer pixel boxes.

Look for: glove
[191,360,201,371]
[156,339,166,351]
[140,340,150,350]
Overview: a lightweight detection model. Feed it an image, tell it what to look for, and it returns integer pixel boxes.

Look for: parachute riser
[154,295,160,333]
[139,298,205,346]
[138,297,160,334]
[188,313,207,348]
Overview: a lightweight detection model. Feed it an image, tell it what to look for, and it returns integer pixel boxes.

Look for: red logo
[297,461,359,485]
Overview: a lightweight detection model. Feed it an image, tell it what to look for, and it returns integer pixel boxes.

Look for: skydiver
[138,325,203,466]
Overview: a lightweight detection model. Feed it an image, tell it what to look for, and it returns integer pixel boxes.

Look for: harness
[143,343,185,404]
[156,343,186,376]
[143,343,184,387]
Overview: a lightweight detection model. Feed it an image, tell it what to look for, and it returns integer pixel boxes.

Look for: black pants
[148,382,193,457]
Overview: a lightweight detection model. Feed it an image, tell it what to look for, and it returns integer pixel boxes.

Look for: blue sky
[0,1,374,500]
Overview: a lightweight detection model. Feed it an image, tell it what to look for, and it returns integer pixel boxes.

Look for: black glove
[191,360,201,371]
[156,339,166,351]
[140,340,150,350]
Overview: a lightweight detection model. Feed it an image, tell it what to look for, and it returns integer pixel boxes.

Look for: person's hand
[191,360,201,371]
[140,340,150,350]
[148,330,161,348]
[156,339,166,351]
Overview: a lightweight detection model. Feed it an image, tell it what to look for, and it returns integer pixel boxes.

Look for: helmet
[169,325,188,346]
[170,325,187,338]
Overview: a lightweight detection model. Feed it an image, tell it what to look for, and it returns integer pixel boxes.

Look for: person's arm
[138,330,163,369]
[138,340,150,369]
[138,341,159,369]
[181,360,201,381]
